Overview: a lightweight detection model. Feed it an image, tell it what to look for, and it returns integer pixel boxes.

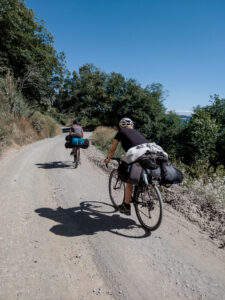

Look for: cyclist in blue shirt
[69,120,84,162]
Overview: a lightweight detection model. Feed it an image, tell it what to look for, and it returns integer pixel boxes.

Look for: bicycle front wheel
[134,184,163,231]
[109,169,125,208]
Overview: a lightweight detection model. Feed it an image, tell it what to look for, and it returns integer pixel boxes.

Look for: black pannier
[65,135,72,141]
[161,163,183,185]
[137,150,183,185]
[80,139,89,149]
[118,161,142,184]
[147,163,183,185]
[65,141,72,148]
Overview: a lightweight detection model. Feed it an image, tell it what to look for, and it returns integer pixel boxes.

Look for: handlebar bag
[118,161,130,182]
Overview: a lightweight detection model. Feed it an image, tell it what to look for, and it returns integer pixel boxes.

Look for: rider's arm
[81,128,84,138]
[104,139,119,163]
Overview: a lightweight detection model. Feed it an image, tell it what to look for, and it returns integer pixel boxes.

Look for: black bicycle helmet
[73,120,79,125]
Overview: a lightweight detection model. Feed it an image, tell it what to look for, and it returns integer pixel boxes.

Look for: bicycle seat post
[142,170,149,185]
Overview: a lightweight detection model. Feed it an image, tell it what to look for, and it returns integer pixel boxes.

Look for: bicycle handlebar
[105,157,121,168]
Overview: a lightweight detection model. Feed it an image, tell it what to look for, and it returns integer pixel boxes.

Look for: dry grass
[91,126,124,157]
[30,112,61,138]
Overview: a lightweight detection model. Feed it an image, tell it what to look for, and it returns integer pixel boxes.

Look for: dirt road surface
[0,132,225,300]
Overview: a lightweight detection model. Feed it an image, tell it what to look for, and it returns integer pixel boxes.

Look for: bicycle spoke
[134,185,163,231]
[109,169,125,208]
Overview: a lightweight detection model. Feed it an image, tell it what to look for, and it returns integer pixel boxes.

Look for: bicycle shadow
[35,201,151,239]
[36,161,74,169]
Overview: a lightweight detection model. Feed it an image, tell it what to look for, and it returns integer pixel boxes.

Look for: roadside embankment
[0,111,61,155]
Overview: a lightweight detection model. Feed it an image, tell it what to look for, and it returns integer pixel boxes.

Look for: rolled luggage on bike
[65,135,89,149]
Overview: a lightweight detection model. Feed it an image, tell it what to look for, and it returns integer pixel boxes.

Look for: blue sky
[25,0,225,113]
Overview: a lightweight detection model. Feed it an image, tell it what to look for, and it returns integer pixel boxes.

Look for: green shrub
[48,108,68,126]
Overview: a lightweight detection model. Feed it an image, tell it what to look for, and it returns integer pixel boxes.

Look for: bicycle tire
[74,147,79,168]
[109,169,125,208]
[134,184,163,231]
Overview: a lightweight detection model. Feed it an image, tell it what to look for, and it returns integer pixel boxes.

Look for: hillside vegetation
[0,73,61,152]
[0,0,64,152]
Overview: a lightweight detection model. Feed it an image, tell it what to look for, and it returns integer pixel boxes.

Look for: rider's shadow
[35,201,150,239]
[36,161,73,169]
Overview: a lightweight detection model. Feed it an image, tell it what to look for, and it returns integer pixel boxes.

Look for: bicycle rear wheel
[109,169,125,208]
[134,184,163,231]
[73,148,79,168]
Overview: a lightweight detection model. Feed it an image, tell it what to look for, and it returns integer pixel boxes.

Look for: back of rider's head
[119,117,134,129]
[73,120,79,125]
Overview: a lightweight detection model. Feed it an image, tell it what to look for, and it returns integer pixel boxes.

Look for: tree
[201,95,225,166]
[178,109,220,167]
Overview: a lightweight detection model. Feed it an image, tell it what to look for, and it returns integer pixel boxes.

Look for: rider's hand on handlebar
[104,158,110,164]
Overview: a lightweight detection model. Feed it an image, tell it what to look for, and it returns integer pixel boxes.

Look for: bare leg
[78,147,80,160]
[125,183,133,204]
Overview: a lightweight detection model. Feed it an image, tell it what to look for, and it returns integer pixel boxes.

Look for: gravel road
[0,132,225,300]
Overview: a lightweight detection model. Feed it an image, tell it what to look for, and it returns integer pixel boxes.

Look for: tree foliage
[0,0,62,109]
[178,109,219,166]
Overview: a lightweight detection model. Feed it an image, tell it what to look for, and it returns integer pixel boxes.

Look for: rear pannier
[146,163,183,185]
[118,161,142,185]
[161,163,183,185]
